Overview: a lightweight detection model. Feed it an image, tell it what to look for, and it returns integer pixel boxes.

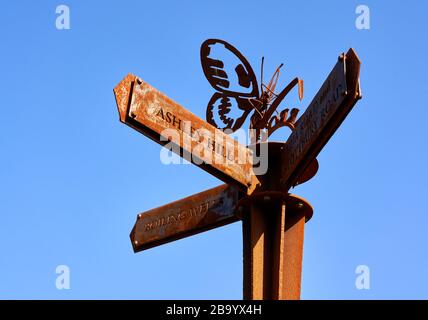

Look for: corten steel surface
[114,74,257,192]
[248,142,319,191]
[130,184,243,252]
[114,40,362,301]
[201,39,304,144]
[241,142,313,300]
[242,193,312,300]
[239,49,361,300]
[280,49,362,190]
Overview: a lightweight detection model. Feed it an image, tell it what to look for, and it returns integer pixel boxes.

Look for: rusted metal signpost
[113,39,361,300]
[130,184,242,251]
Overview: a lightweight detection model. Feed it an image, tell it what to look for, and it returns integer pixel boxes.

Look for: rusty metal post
[114,42,361,300]
[243,142,313,300]
[281,202,307,299]
[242,194,311,300]
[242,197,284,299]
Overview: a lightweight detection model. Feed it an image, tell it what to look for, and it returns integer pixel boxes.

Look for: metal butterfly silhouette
[201,39,304,144]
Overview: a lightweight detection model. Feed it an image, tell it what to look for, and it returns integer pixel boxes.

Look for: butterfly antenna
[261,56,265,95]
[249,98,264,117]
[265,62,284,98]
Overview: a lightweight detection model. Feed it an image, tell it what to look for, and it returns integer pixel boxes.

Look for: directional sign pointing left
[114,74,258,193]
[130,184,243,252]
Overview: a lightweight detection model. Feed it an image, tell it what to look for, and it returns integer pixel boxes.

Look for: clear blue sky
[1,0,427,299]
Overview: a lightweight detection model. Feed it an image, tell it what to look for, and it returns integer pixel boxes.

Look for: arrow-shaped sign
[114,75,259,193]
[130,184,243,252]
[280,49,362,190]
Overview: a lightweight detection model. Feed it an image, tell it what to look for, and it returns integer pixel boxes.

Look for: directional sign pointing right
[280,49,362,191]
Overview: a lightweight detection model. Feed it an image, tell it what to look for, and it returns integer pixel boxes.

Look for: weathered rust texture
[115,45,362,302]
[241,49,361,300]
[114,74,257,192]
[281,194,308,300]
[130,184,243,252]
[280,49,362,190]
[249,142,319,192]
[201,39,304,143]
[242,193,312,300]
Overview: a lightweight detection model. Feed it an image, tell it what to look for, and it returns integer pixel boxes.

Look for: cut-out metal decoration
[114,40,362,300]
[201,39,304,144]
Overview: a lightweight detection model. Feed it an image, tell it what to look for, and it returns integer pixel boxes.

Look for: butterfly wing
[201,39,260,98]
[206,92,254,131]
[201,39,260,131]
